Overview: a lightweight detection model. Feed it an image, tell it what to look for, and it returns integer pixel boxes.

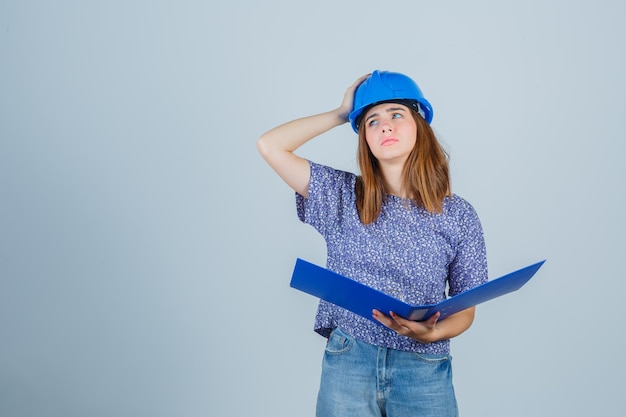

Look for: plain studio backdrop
[1,1,624,416]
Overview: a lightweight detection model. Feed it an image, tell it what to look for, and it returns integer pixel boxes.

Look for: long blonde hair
[355,110,451,224]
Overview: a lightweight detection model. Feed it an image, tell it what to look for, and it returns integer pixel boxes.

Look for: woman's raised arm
[256,74,369,198]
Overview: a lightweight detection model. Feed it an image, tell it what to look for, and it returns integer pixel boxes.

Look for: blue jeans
[316,328,458,417]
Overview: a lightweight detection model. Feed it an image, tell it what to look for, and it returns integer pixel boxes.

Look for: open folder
[290,258,545,322]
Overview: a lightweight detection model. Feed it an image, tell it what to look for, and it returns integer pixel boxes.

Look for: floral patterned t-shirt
[296,161,488,354]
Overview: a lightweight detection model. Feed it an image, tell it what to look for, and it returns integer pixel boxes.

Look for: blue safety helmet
[348,70,433,133]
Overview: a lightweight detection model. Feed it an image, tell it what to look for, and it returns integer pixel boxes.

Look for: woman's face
[362,102,417,165]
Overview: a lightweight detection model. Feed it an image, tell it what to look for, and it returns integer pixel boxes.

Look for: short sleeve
[447,199,488,296]
[296,161,356,239]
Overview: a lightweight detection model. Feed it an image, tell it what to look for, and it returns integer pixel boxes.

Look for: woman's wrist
[332,106,351,124]
[414,327,441,344]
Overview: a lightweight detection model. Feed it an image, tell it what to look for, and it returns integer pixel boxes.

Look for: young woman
[257,70,488,417]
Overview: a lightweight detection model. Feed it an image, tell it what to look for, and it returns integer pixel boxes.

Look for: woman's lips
[381,137,399,146]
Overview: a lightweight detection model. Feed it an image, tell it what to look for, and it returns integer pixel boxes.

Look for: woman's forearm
[256,109,347,197]
[257,108,346,155]
[427,307,476,343]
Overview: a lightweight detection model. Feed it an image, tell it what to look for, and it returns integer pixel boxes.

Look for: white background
[1,1,624,416]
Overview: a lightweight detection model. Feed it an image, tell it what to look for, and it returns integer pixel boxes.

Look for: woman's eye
[392,113,402,119]
[368,119,378,127]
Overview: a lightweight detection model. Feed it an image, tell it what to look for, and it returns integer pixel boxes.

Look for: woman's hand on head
[336,73,371,121]
[372,309,441,344]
